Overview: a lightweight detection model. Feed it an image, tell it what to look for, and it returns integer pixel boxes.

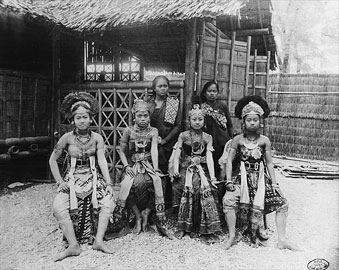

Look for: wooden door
[196,22,251,132]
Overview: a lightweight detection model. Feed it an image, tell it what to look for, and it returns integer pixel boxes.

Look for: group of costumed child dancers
[49,77,299,262]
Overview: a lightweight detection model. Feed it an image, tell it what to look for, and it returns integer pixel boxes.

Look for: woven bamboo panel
[266,74,339,161]
[59,81,183,183]
[0,69,52,140]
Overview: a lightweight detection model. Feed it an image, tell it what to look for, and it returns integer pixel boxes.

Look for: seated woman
[171,105,222,244]
[113,100,166,235]
[49,92,114,262]
[222,95,300,250]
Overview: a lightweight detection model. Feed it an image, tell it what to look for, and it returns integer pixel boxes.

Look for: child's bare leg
[93,215,114,254]
[141,208,151,232]
[224,209,236,249]
[131,205,142,234]
[55,220,81,262]
[276,208,301,251]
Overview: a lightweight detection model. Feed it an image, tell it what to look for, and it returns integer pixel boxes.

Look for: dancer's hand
[225,182,235,192]
[57,182,69,192]
[105,185,114,199]
[125,165,135,177]
[173,171,180,179]
[210,178,218,188]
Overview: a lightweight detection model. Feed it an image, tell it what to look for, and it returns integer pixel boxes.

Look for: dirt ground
[0,158,338,270]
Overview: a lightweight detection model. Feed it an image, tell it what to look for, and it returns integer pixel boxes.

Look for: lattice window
[85,41,114,82]
[84,42,141,82]
[119,52,141,81]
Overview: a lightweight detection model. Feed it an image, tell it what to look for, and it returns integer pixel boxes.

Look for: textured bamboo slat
[267,74,339,161]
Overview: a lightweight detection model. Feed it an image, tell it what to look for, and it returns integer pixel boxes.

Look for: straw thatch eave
[1,0,245,33]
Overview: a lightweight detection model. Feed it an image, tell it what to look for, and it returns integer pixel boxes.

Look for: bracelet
[225,181,233,186]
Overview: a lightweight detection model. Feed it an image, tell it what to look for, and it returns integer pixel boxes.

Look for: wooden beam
[253,49,257,95]
[214,30,220,81]
[244,36,252,96]
[18,75,23,137]
[184,19,197,129]
[196,20,205,94]
[235,28,269,37]
[228,32,236,109]
[33,78,38,136]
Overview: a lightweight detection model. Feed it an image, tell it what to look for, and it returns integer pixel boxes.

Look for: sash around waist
[131,152,152,162]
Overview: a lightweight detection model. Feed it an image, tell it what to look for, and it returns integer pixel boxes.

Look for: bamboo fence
[266,74,339,161]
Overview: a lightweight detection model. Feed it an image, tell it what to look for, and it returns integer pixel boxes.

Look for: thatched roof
[2,0,245,32]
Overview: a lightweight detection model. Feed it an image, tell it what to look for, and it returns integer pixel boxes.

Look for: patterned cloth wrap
[201,103,228,130]
[62,155,107,244]
[164,97,179,125]
[173,131,222,234]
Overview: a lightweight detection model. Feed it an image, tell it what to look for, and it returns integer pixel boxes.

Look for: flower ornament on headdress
[60,92,99,119]
[189,104,206,118]
[235,95,270,119]
[132,99,150,114]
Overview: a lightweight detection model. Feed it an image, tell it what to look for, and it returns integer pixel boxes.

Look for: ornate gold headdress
[241,101,264,118]
[60,92,98,119]
[132,99,150,114]
[235,95,270,119]
[189,104,205,118]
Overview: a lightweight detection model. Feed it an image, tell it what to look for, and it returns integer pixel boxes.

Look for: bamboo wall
[266,74,339,161]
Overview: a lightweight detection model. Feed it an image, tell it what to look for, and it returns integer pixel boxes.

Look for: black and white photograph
[0,0,338,269]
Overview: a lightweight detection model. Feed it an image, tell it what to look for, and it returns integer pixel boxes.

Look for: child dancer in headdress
[222,95,300,250]
[172,104,222,244]
[113,99,166,235]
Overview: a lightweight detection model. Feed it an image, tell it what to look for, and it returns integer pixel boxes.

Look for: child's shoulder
[202,131,212,140]
[179,130,190,138]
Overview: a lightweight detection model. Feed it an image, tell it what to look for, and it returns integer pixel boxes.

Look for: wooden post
[253,49,257,95]
[214,30,220,81]
[184,19,197,128]
[128,88,133,125]
[98,89,102,134]
[33,78,38,136]
[228,32,236,110]
[18,76,23,137]
[244,36,251,96]
[1,74,7,138]
[265,51,271,100]
[263,51,271,136]
[50,28,61,181]
[113,88,117,183]
[196,20,205,95]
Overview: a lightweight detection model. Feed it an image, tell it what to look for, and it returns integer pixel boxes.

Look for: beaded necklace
[190,129,204,155]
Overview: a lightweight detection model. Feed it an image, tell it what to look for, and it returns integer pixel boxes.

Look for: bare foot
[141,210,149,232]
[224,236,236,250]
[54,243,81,262]
[93,240,114,254]
[190,232,199,239]
[174,230,185,239]
[133,217,142,234]
[278,239,302,251]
